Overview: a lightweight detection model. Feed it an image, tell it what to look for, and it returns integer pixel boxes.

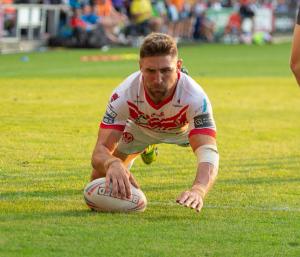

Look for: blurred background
[0,0,299,53]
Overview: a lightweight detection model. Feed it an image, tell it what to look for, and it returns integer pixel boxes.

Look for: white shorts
[117,121,190,155]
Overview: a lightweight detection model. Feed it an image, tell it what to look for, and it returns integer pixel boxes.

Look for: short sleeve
[187,93,217,138]
[100,90,129,131]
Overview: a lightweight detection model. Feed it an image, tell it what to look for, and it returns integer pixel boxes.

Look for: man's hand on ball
[176,188,204,213]
[105,161,139,200]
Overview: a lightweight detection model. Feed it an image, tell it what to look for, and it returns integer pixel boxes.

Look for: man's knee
[112,149,139,167]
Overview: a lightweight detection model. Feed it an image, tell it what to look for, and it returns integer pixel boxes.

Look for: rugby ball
[83,177,147,212]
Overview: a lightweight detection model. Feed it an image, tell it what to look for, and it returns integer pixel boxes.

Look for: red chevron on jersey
[127,101,188,131]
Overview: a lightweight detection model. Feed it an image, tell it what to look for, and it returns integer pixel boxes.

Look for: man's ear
[139,59,142,70]
[177,59,183,71]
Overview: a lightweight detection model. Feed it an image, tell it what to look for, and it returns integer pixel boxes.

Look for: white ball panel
[84,178,147,212]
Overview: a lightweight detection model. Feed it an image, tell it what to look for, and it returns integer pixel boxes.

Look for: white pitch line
[148,201,300,212]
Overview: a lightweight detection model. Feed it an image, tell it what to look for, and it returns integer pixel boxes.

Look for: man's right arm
[91,128,137,199]
[91,128,123,172]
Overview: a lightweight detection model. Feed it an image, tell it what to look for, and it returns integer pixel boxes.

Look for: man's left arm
[176,134,219,213]
[290,27,300,86]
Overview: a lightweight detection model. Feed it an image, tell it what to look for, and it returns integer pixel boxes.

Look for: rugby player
[91,33,219,213]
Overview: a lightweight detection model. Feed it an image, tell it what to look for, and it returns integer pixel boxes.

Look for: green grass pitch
[0,43,299,257]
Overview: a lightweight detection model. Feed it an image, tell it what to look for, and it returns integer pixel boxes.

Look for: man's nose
[153,71,163,84]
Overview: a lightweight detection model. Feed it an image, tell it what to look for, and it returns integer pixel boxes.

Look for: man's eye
[161,69,172,74]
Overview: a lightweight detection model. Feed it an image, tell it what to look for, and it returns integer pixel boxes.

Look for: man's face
[140,55,182,103]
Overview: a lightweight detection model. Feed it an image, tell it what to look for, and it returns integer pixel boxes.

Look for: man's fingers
[105,175,111,192]
[184,196,195,207]
[176,191,189,204]
[190,199,199,209]
[176,190,204,213]
[123,176,132,199]
[196,202,203,212]
[111,177,119,197]
[117,179,127,199]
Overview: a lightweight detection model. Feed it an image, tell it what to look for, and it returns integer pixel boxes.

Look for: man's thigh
[116,122,159,155]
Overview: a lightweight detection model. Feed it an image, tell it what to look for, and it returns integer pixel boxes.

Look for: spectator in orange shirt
[94,0,128,42]
[95,0,127,23]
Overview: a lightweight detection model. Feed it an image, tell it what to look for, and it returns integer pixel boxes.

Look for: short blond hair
[140,33,178,59]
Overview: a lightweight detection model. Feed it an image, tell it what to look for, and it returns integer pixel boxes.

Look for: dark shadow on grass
[2,204,200,222]
[1,209,102,221]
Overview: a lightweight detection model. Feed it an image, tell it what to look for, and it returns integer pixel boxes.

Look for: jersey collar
[143,72,181,110]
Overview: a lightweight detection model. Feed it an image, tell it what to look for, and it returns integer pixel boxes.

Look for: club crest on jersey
[135,114,148,124]
[122,132,134,143]
[151,112,164,118]
[110,93,119,102]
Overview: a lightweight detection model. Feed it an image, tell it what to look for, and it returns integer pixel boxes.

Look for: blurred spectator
[95,0,113,16]
[274,0,288,14]
[152,0,169,33]
[70,5,125,47]
[180,0,193,39]
[208,0,222,11]
[239,0,255,20]
[69,0,82,9]
[0,5,3,38]
[95,0,128,26]
[70,7,89,45]
[166,0,180,37]
[125,0,162,37]
[111,0,125,13]
[193,10,215,42]
[81,4,99,25]
[2,0,16,37]
[94,0,128,41]
[169,0,184,16]
[223,11,241,43]
[221,0,233,8]
[239,0,255,43]
[166,0,192,39]
[193,0,207,15]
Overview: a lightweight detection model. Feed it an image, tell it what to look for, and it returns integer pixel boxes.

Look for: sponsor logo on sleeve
[103,115,114,124]
[102,105,118,124]
[107,104,117,118]
[194,113,214,128]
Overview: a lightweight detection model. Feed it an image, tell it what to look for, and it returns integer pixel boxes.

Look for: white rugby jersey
[100,71,216,142]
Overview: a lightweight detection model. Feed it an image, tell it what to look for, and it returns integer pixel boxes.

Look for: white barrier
[0,4,69,42]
